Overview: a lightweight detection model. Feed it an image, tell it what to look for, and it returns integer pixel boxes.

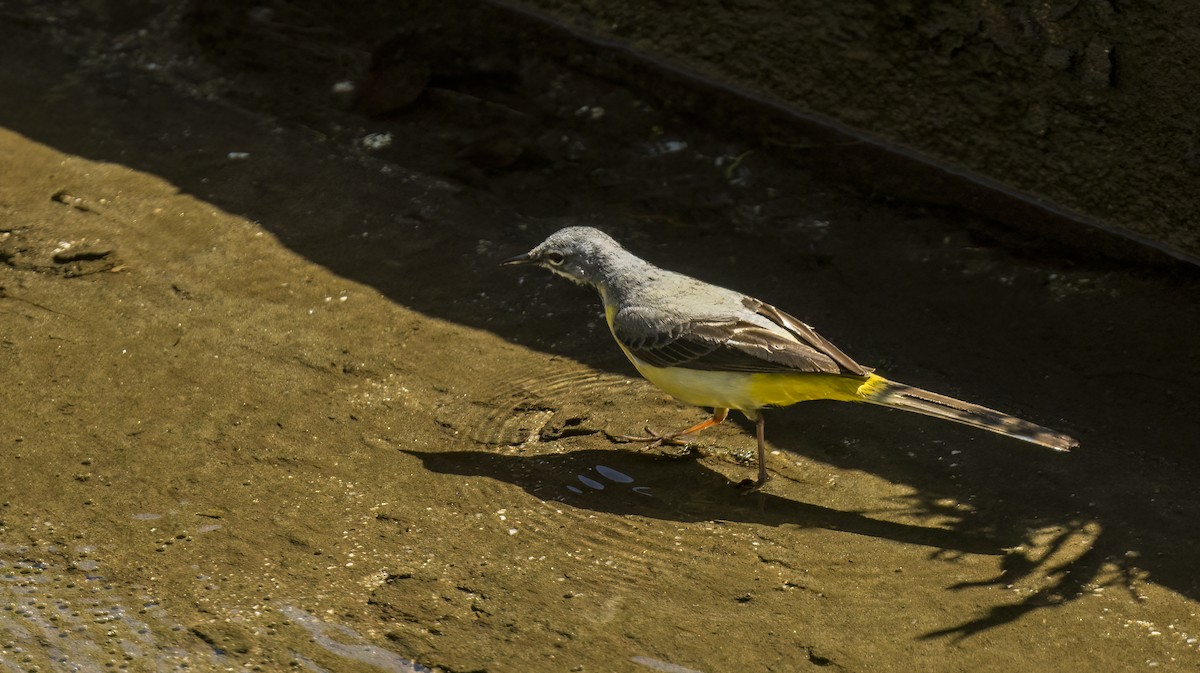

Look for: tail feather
[858,376,1078,452]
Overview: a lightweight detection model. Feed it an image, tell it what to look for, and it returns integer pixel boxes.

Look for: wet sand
[2,4,1199,672]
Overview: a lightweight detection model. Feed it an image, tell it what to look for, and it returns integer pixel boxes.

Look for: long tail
[857,375,1078,451]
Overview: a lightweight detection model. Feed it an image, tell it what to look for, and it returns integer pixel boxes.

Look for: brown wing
[744,298,873,377]
[611,302,867,376]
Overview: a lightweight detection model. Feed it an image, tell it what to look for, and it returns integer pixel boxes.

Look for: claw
[613,426,693,449]
[737,475,770,494]
[612,409,730,451]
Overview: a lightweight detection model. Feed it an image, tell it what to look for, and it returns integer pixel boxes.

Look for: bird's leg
[738,412,771,493]
[615,408,729,449]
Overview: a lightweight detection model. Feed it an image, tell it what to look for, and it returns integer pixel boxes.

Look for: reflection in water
[0,544,437,672]
[565,464,652,498]
[631,654,707,673]
[577,474,605,490]
[0,548,213,671]
[596,465,635,483]
[278,605,431,673]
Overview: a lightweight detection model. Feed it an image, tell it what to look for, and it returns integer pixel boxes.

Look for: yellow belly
[629,358,759,410]
[620,345,873,411]
[604,305,875,412]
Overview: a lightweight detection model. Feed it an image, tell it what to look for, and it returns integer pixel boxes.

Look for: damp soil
[2,3,1199,672]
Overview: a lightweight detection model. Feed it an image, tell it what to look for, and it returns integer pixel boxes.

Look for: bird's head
[501,226,626,288]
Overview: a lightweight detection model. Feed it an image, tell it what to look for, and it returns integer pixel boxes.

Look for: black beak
[501,252,535,266]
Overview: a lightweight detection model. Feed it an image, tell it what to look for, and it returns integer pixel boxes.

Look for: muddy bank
[2,3,1199,672]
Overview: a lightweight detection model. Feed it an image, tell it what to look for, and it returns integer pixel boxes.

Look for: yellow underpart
[746,371,885,407]
[605,304,888,411]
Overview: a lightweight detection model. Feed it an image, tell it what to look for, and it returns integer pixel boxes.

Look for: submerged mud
[2,3,1199,672]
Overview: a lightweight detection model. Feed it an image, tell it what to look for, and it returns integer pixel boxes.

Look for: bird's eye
[544,251,565,265]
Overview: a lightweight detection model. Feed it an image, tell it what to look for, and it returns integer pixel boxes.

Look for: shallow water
[2,3,1199,672]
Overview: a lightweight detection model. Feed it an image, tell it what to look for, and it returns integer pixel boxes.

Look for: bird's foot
[610,426,694,450]
[737,473,771,495]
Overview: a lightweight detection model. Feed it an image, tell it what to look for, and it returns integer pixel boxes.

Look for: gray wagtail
[504,226,1077,492]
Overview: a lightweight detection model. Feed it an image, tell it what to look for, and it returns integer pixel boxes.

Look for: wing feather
[612,299,869,377]
[745,298,872,377]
